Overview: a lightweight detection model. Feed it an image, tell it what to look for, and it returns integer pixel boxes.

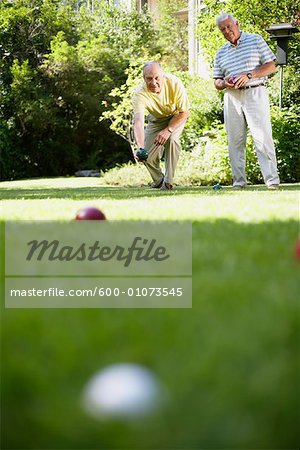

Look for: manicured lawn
[0,177,298,222]
[1,178,299,449]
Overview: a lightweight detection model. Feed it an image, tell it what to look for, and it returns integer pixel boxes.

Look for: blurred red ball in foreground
[76,207,106,221]
[295,239,300,260]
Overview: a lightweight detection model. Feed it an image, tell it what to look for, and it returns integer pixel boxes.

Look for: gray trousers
[144,114,185,185]
[224,86,280,187]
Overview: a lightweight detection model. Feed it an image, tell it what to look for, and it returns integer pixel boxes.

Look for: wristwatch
[246,72,253,79]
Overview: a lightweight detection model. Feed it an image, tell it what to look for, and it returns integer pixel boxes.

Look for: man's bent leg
[164,123,185,185]
[224,91,248,187]
[244,87,280,187]
[144,117,168,185]
[144,142,165,186]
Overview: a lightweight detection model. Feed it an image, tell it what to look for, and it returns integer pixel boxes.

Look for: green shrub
[177,128,231,185]
[0,0,161,181]
[202,108,300,185]
[99,112,300,188]
[180,76,223,151]
[98,126,232,187]
[271,105,300,183]
[98,161,149,187]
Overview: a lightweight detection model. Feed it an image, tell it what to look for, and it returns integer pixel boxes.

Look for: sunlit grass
[1,177,299,449]
[0,177,299,223]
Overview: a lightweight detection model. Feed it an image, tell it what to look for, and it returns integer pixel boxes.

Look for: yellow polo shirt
[132,73,189,118]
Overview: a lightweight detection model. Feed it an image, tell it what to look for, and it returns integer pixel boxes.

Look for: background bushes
[271,105,300,183]
[0,0,160,181]
[1,0,299,183]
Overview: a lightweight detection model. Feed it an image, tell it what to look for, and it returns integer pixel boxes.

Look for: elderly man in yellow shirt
[132,61,189,190]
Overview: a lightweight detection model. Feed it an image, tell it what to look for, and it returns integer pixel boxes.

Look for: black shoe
[150,177,164,189]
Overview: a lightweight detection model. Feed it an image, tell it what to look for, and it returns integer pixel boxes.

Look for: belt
[238,83,265,90]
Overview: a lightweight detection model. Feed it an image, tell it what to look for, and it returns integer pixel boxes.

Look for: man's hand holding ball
[224,75,237,89]
[136,148,148,162]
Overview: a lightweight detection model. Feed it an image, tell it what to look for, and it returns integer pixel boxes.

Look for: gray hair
[142,61,163,76]
[216,13,238,26]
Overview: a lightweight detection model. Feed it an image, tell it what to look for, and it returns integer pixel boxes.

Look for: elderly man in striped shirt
[213,13,280,190]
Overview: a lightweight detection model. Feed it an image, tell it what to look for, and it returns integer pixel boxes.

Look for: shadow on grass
[1,220,299,449]
[1,183,299,201]
[0,219,299,450]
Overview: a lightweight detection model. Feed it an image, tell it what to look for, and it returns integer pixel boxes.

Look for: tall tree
[0,0,161,180]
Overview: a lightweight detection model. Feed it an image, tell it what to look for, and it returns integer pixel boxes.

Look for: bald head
[143,61,163,76]
[143,61,165,94]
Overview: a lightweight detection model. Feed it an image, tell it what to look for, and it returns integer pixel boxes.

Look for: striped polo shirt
[213,31,276,86]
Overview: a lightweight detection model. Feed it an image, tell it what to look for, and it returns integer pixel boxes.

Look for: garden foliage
[0,0,299,183]
[101,1,299,185]
[0,0,160,180]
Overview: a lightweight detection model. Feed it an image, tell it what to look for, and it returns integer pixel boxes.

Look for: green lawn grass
[1,178,299,449]
[0,177,298,221]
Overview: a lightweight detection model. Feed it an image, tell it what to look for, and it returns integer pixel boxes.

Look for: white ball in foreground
[82,363,162,420]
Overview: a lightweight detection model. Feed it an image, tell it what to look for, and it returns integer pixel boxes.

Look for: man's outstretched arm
[133,113,145,149]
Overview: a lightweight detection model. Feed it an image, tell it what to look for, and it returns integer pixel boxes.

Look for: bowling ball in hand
[136,148,148,162]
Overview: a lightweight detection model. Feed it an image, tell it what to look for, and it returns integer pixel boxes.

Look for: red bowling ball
[76,207,106,221]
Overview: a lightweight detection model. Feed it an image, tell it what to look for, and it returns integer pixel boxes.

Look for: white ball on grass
[82,363,162,420]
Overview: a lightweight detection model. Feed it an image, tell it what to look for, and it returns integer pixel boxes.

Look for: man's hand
[231,73,249,88]
[215,77,235,90]
[224,75,237,89]
[222,73,252,89]
[153,111,189,144]
[154,128,171,145]
[133,152,140,163]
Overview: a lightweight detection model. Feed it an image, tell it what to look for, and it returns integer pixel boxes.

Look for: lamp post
[266,23,299,109]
